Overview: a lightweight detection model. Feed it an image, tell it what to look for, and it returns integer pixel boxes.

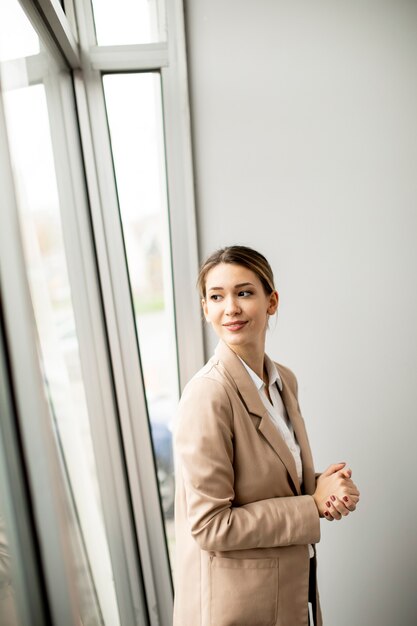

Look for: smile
[223,321,248,331]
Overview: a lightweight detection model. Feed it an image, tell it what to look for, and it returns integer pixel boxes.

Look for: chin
[222,334,246,346]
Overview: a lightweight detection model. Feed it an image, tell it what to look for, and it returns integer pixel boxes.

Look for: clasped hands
[313,463,360,522]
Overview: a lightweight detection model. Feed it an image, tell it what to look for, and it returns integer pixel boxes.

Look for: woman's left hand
[323,468,360,522]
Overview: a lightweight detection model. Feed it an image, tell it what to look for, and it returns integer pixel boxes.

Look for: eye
[238,290,253,297]
[210,294,222,301]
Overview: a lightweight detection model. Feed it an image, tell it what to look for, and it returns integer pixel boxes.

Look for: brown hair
[197,246,276,299]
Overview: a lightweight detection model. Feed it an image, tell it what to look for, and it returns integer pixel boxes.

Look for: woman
[174,246,360,626]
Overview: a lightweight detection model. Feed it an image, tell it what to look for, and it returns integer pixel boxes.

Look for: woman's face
[202,263,278,356]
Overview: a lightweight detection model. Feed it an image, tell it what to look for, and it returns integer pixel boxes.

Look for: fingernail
[326,501,331,507]
[343,496,349,502]
[330,495,336,501]
[324,511,329,516]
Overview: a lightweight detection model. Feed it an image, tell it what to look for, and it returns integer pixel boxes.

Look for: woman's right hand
[313,463,360,521]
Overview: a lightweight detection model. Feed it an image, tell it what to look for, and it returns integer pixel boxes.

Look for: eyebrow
[207,282,255,292]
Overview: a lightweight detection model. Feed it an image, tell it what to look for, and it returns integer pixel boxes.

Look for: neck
[228,342,266,380]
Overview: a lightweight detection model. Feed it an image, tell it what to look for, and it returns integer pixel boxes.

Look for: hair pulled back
[197,245,276,299]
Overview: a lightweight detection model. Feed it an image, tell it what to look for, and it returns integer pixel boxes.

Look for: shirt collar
[238,353,283,392]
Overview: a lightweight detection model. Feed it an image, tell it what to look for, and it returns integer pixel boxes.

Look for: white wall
[184,1,417,624]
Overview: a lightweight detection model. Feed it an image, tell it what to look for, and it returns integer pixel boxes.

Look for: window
[103,72,178,555]
[0,0,202,622]
[91,0,167,45]
[0,0,145,622]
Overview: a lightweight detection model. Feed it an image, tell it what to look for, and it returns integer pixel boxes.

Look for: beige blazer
[174,340,323,626]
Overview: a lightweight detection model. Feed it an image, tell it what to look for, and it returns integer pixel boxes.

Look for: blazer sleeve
[175,375,320,552]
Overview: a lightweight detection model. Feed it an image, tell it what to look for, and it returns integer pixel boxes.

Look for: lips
[223,321,248,331]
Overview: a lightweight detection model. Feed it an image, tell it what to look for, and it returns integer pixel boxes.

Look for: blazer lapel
[214,341,301,495]
[257,414,301,495]
[277,366,316,495]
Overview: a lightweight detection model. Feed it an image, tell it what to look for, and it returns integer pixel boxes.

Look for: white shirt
[238,354,314,558]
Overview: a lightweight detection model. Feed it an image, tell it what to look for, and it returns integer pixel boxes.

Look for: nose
[224,294,241,316]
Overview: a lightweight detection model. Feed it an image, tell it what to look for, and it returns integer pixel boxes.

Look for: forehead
[205,263,261,289]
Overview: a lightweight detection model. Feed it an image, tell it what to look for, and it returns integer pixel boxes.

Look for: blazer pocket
[210,556,279,626]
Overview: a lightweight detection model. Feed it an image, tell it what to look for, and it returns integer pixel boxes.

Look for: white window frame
[0,89,80,626]
[72,2,205,624]
[4,0,205,624]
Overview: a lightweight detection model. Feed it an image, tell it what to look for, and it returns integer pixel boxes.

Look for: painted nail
[343,496,349,502]
[326,501,331,507]
[324,511,329,516]
[330,495,336,502]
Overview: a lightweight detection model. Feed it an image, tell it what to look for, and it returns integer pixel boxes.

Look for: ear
[202,298,211,322]
[267,290,279,315]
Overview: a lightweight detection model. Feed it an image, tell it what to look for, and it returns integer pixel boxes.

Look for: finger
[325,500,342,520]
[341,468,352,479]
[323,463,346,477]
[342,486,360,500]
[346,490,360,500]
[341,495,358,511]
[323,510,334,522]
[332,491,359,506]
[342,480,358,489]
[325,498,343,520]
[342,485,360,497]
[345,496,359,506]
[329,496,350,517]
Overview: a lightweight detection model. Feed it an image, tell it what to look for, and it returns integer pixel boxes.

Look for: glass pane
[0,1,121,624]
[91,0,166,45]
[0,322,22,626]
[0,515,19,626]
[0,0,39,61]
[0,317,42,625]
[103,73,177,564]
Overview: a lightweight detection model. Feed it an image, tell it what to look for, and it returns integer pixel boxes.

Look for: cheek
[251,303,269,320]
[204,302,218,322]
[256,310,270,329]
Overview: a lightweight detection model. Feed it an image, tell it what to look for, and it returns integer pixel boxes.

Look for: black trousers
[308,555,316,626]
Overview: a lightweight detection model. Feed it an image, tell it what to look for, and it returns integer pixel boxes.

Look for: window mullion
[161,0,205,391]
[72,0,172,610]
[19,0,80,68]
[45,67,149,626]
[89,43,169,71]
